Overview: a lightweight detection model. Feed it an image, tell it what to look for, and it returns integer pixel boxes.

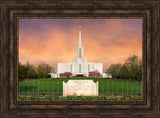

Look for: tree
[119,65,130,79]
[26,63,37,79]
[136,59,142,80]
[107,64,122,79]
[125,55,139,65]
[36,63,52,78]
[18,62,29,81]
[124,55,142,80]
[59,72,72,78]
[18,62,39,81]
[88,70,102,78]
[106,55,142,81]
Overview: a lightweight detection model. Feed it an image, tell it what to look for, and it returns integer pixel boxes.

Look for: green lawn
[18,78,142,96]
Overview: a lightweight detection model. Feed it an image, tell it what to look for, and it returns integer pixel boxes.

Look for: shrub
[89,70,102,78]
[59,73,64,78]
[59,72,72,78]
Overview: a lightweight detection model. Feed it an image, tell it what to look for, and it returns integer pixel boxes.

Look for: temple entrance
[75,74,85,78]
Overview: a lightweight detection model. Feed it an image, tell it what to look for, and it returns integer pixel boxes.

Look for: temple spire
[79,25,82,47]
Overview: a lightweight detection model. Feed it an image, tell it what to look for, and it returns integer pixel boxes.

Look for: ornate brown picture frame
[0,0,159,117]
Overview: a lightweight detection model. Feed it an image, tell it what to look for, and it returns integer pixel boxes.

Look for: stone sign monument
[63,80,98,96]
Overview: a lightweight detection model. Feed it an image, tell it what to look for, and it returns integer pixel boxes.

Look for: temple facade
[57,26,103,77]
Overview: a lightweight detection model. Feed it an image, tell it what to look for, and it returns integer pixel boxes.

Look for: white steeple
[78,25,82,48]
[57,26,103,78]
[72,26,87,63]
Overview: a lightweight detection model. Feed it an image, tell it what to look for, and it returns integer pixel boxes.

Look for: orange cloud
[19,19,142,70]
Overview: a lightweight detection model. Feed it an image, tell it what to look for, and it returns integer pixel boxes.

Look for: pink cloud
[19,19,142,70]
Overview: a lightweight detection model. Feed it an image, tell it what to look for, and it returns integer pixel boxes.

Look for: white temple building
[57,26,103,77]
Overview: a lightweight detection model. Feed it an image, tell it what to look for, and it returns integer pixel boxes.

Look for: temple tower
[57,26,103,77]
[72,26,87,63]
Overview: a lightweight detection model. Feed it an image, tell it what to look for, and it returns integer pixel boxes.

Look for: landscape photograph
[18,18,142,100]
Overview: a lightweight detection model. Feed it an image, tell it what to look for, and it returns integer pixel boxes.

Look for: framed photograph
[18,18,143,101]
[0,0,159,117]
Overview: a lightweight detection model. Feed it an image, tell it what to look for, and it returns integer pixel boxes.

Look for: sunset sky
[19,19,142,71]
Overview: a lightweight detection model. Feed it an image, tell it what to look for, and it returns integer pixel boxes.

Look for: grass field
[18,78,142,96]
